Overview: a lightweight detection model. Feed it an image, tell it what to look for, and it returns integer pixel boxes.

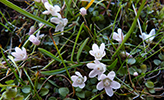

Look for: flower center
[95,51,102,59]
[76,77,83,84]
[96,64,104,72]
[103,78,112,87]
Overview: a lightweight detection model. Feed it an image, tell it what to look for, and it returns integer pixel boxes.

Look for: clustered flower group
[71,43,121,97]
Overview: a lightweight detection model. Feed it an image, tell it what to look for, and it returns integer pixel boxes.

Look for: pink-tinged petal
[75,71,82,77]
[149,29,155,36]
[102,51,106,58]
[83,76,87,82]
[63,18,68,26]
[86,63,95,69]
[99,74,107,80]
[14,58,22,62]
[94,60,100,64]
[50,17,61,24]
[117,28,123,36]
[22,47,26,54]
[71,75,78,81]
[110,81,121,89]
[15,47,22,53]
[142,33,148,40]
[92,44,99,52]
[89,70,97,78]
[53,5,61,12]
[11,52,18,58]
[51,12,61,18]
[72,82,79,87]
[96,81,104,90]
[89,50,95,56]
[42,11,50,15]
[44,2,51,10]
[113,32,119,40]
[79,83,85,89]
[107,71,115,80]
[105,86,113,97]
[55,24,63,32]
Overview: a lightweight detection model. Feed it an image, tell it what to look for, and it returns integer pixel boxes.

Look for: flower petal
[53,5,61,12]
[89,50,95,57]
[110,81,121,89]
[71,75,78,82]
[83,76,87,82]
[72,82,79,87]
[99,74,107,80]
[55,24,63,32]
[86,63,95,69]
[92,43,99,52]
[96,81,104,90]
[50,17,61,24]
[42,11,50,15]
[149,29,155,36]
[100,43,105,52]
[105,86,113,97]
[79,83,85,89]
[63,18,68,26]
[117,28,123,36]
[89,70,97,78]
[75,71,83,77]
[107,71,115,80]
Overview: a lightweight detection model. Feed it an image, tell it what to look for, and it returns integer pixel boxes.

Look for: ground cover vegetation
[0,0,164,99]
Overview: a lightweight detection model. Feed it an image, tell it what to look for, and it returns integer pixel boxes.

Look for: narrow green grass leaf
[107,58,118,70]
[41,63,83,75]
[76,38,89,62]
[111,0,146,59]
[0,22,12,32]
[71,22,84,62]
[0,0,56,28]
[38,48,65,63]
[64,0,74,17]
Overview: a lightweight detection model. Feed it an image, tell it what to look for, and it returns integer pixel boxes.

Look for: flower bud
[80,7,87,16]
[133,72,138,77]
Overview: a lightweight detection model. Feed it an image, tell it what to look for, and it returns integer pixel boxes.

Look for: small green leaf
[22,85,31,94]
[145,81,154,88]
[158,53,164,60]
[5,80,14,85]
[140,64,147,73]
[48,97,57,100]
[39,88,49,96]
[153,59,161,66]
[5,88,17,99]
[77,38,89,62]
[75,87,82,92]
[148,88,155,94]
[90,78,97,84]
[127,58,136,65]
[14,95,24,100]
[161,62,164,67]
[59,87,69,97]
[76,91,85,98]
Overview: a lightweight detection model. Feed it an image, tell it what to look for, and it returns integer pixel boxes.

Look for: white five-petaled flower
[96,71,121,97]
[29,31,44,45]
[113,28,125,43]
[80,7,87,16]
[71,71,87,89]
[42,2,61,18]
[89,43,106,60]
[139,29,155,43]
[87,60,106,79]
[11,47,28,62]
[50,17,68,35]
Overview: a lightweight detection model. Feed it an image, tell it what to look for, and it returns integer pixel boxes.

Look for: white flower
[28,26,35,35]
[42,2,61,18]
[139,29,155,43]
[11,47,28,62]
[133,72,138,76]
[39,23,47,28]
[80,7,87,16]
[50,17,68,34]
[71,71,87,89]
[120,51,132,58]
[29,31,44,45]
[96,71,121,97]
[112,28,125,43]
[89,43,106,60]
[87,60,106,79]
[41,0,47,3]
